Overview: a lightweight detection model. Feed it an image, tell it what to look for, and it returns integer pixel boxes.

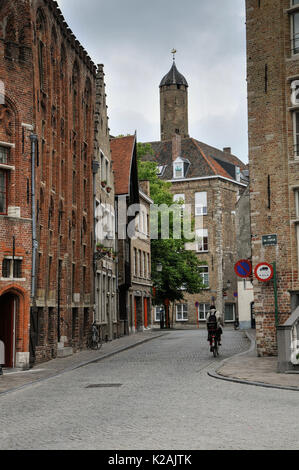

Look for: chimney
[139,180,150,196]
[172,134,182,161]
[223,147,231,154]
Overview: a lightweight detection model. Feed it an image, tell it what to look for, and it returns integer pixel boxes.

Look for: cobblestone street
[1,329,298,450]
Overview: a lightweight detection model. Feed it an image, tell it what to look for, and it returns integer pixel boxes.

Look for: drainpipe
[92,160,100,323]
[30,134,38,301]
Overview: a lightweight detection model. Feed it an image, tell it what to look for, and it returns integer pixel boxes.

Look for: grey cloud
[58,0,248,162]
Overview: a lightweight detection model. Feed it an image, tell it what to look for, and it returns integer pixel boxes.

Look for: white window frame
[291,8,299,56]
[195,192,208,216]
[295,189,299,218]
[200,266,209,289]
[198,303,210,321]
[224,303,236,323]
[1,256,24,281]
[176,304,188,322]
[293,111,299,158]
[196,229,209,253]
[173,158,184,179]
[155,305,164,322]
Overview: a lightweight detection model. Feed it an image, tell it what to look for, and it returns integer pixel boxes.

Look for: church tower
[160,54,189,141]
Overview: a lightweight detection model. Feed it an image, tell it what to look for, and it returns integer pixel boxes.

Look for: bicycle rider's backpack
[209,313,217,324]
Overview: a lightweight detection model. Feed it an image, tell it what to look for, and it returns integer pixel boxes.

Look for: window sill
[0,278,26,282]
[286,5,299,14]
[0,163,15,171]
[176,319,188,322]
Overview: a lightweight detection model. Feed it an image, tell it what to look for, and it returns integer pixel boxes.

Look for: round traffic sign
[254,263,274,282]
[234,260,252,278]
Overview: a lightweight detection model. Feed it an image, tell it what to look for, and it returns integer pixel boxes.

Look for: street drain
[86,384,123,389]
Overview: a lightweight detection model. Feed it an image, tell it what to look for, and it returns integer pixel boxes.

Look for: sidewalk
[210,329,299,391]
[0,329,167,396]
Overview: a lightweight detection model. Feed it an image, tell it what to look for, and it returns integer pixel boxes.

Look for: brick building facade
[0,0,96,367]
[94,64,118,341]
[246,0,299,355]
[143,60,247,328]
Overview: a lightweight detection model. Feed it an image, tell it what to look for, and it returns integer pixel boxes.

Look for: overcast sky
[59,0,248,163]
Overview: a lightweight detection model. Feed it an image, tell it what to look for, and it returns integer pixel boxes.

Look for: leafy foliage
[137,143,205,307]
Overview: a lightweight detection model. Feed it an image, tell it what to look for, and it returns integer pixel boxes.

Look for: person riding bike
[206,305,223,346]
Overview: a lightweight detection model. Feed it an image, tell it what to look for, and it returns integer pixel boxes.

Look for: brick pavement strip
[0,330,167,396]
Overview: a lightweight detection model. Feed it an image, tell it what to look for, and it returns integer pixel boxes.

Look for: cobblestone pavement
[1,329,299,450]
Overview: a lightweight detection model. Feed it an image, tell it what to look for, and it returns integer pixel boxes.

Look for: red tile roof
[110,135,136,195]
[192,139,232,179]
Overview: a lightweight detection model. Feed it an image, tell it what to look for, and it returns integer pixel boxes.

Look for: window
[176,304,188,321]
[198,303,210,321]
[2,258,22,279]
[155,306,164,322]
[196,229,209,252]
[174,162,183,179]
[200,266,209,288]
[293,111,299,157]
[157,165,166,177]
[0,146,9,164]
[292,11,299,55]
[195,192,207,216]
[295,190,299,218]
[225,303,235,322]
[0,171,7,214]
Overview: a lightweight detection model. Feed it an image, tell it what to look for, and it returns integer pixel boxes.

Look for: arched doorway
[0,293,18,368]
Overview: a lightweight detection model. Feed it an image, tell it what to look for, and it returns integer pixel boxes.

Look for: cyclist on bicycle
[206,305,223,346]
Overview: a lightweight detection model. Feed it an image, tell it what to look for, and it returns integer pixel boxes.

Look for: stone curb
[0,332,168,398]
[207,331,299,392]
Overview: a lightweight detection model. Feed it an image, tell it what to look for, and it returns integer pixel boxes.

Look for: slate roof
[110,135,136,195]
[160,62,189,88]
[141,137,246,182]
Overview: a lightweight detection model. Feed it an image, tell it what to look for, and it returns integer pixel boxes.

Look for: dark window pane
[13,260,22,278]
[2,259,10,278]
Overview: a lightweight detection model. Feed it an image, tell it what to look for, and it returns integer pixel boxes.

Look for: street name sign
[255,263,274,282]
[234,259,252,278]
[262,235,277,246]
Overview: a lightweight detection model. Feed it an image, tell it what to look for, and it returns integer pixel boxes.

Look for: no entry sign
[255,263,274,282]
[234,260,252,278]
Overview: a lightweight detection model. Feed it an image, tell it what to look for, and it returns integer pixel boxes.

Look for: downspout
[92,160,100,323]
[30,133,38,302]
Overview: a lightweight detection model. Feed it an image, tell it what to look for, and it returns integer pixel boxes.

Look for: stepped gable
[44,0,97,74]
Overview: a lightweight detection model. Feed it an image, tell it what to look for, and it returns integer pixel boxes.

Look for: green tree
[137,143,206,327]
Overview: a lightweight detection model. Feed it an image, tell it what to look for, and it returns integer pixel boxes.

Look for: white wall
[237,280,254,329]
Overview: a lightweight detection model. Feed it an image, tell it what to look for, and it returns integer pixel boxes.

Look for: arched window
[83,78,91,141]
[36,8,47,92]
[72,62,80,130]
[4,13,17,58]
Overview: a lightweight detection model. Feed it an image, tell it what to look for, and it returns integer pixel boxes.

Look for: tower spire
[171,48,177,62]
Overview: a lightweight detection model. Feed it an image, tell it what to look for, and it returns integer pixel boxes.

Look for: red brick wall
[0,0,97,364]
[246,0,299,355]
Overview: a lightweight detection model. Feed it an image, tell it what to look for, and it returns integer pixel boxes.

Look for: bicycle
[207,322,220,357]
[87,323,103,350]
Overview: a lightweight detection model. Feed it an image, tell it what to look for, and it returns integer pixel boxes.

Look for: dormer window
[157,165,166,177]
[174,161,183,179]
[173,157,190,179]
